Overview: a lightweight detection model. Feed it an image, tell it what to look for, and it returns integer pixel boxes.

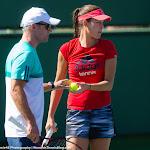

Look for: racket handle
[8,116,27,133]
[42,123,57,147]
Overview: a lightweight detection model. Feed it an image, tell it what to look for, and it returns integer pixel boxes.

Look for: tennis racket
[8,116,83,150]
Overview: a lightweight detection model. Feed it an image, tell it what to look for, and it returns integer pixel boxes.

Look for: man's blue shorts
[7,137,39,150]
[66,104,116,139]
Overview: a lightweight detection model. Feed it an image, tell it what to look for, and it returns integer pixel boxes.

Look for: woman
[46,4,118,150]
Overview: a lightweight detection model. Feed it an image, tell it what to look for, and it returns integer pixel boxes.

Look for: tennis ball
[69,82,78,91]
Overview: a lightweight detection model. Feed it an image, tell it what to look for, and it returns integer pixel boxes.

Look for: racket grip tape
[42,122,57,147]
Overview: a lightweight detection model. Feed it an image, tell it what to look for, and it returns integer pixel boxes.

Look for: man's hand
[53,79,71,90]
[26,121,39,143]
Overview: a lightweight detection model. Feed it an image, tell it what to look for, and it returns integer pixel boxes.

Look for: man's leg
[7,137,39,150]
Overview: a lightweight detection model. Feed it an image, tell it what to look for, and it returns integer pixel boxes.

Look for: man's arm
[43,79,70,92]
[10,79,39,143]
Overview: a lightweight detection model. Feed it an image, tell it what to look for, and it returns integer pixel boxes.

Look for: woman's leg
[90,138,111,150]
[67,137,89,150]
[66,109,91,150]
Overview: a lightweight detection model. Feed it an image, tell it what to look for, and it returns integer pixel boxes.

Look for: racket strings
[48,139,65,147]
[39,136,83,150]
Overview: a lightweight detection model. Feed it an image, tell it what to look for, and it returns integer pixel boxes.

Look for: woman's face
[86,18,104,39]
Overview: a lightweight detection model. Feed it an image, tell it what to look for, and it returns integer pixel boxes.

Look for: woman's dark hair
[72,5,100,38]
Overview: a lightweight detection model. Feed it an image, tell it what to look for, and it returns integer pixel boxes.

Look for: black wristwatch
[48,81,55,91]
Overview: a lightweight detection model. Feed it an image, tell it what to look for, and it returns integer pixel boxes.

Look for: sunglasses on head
[36,23,52,30]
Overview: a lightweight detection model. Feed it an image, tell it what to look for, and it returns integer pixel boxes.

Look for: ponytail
[73,8,80,38]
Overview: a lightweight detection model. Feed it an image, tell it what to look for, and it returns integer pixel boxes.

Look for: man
[5,7,70,148]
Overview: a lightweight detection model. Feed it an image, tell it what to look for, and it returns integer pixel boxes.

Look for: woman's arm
[72,58,117,94]
[45,51,68,133]
[90,57,117,91]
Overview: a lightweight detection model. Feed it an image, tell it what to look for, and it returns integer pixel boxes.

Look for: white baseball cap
[20,7,61,28]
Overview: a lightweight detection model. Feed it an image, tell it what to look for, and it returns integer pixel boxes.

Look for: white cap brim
[49,17,61,25]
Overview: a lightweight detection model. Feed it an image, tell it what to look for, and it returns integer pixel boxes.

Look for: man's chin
[41,39,49,43]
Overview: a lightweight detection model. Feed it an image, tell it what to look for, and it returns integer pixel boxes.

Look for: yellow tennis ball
[69,82,78,91]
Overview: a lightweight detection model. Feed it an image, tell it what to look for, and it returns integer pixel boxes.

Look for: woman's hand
[70,82,91,94]
[45,117,58,134]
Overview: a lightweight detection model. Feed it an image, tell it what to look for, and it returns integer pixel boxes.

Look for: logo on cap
[101,10,104,14]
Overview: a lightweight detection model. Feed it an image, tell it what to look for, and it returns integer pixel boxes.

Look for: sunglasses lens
[47,24,51,30]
